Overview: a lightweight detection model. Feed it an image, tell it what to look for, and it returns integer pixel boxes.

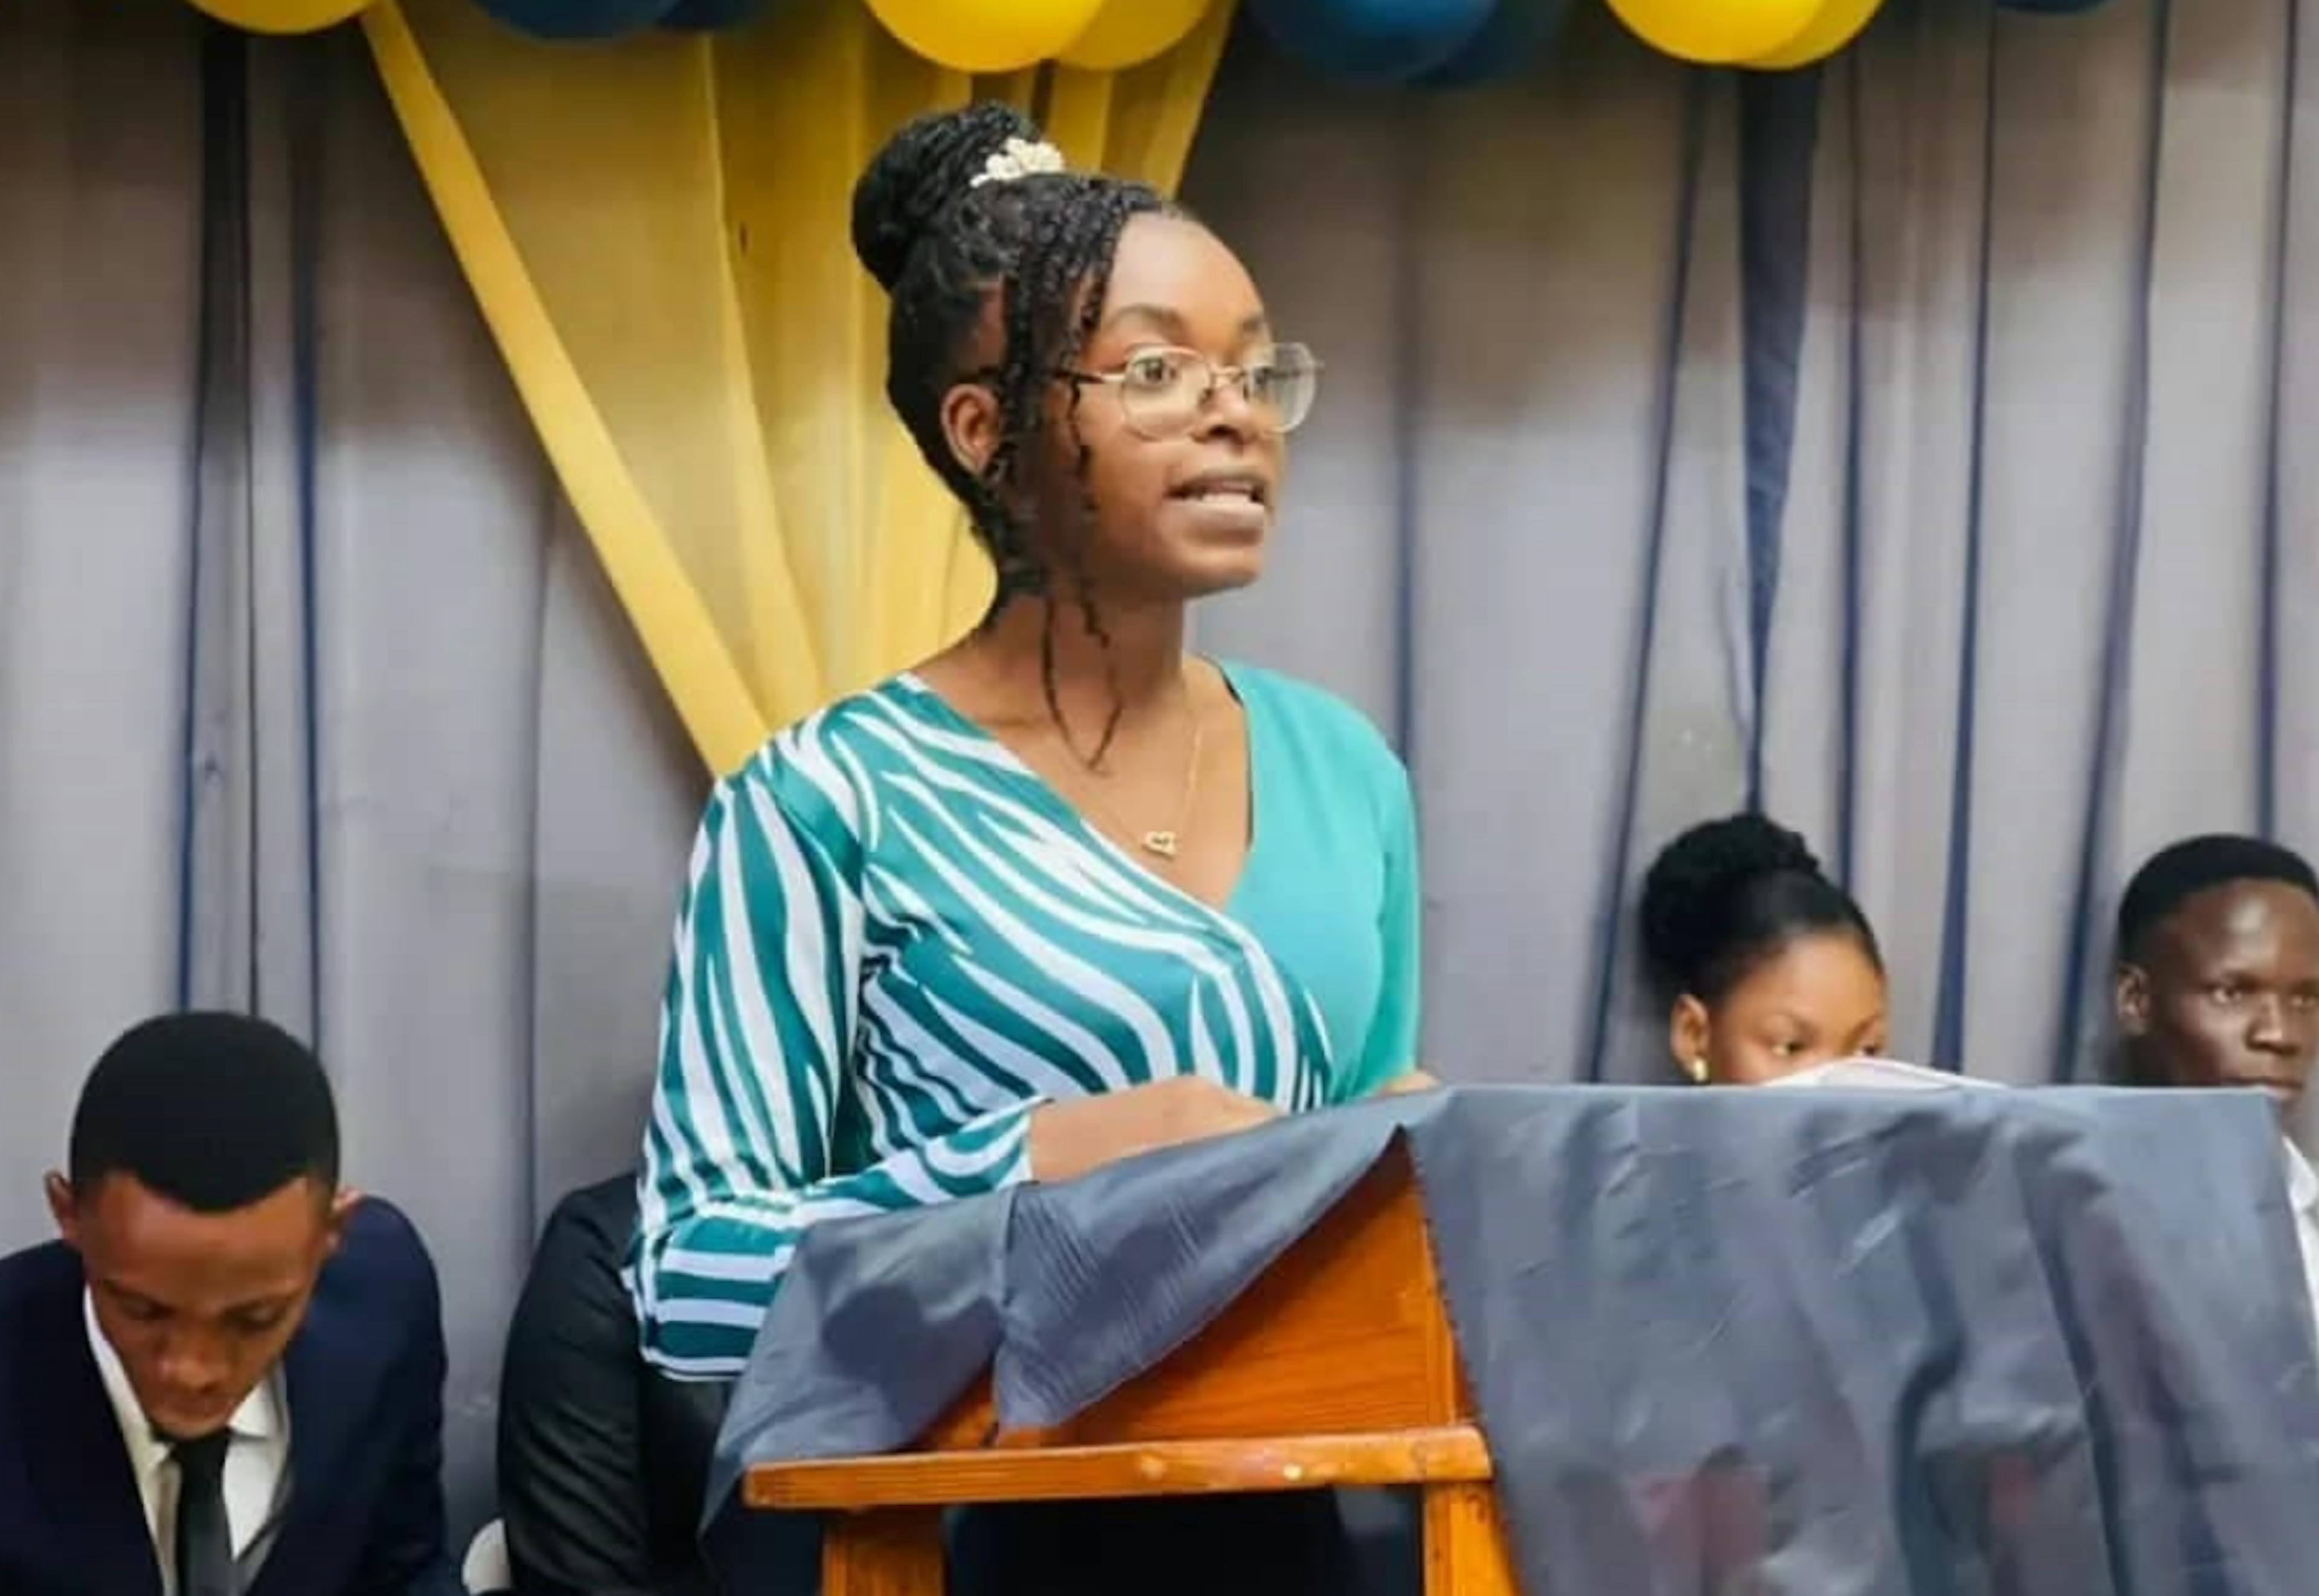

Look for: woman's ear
[1669,995,1711,1082]
[940,382,1002,481]
[2115,964,2152,1037]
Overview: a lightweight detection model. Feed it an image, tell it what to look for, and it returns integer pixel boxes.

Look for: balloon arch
[188,0,2112,75]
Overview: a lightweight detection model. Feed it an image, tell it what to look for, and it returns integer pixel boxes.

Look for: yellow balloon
[1604,0,1826,65]
[1750,0,1883,67]
[187,0,371,31]
[1059,0,1216,69]
[865,0,1111,73]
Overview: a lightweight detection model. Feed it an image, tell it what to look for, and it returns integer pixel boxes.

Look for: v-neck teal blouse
[630,661,1421,1376]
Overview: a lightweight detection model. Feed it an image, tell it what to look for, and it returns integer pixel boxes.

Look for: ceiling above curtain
[176,0,2119,79]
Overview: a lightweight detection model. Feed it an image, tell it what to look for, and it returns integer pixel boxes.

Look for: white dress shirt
[84,1292,291,1596]
[2280,1140,2319,1350]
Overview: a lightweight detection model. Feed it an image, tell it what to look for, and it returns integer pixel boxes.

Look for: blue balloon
[1249,0,1498,83]
[1414,0,1573,86]
[475,0,679,40]
[660,0,767,27]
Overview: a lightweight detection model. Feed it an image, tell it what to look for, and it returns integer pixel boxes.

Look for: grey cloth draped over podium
[705,1086,2319,1595]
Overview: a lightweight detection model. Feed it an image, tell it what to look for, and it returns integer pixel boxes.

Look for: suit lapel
[19,1270,162,1596]
[251,1269,379,1595]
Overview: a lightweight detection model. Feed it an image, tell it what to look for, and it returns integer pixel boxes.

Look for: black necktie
[172,1431,235,1596]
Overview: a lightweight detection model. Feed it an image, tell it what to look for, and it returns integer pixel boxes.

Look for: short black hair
[1640,813,1881,1004]
[70,1012,339,1212]
[2115,834,2319,965]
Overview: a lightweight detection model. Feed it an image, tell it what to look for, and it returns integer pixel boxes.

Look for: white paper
[1757,1057,2004,1092]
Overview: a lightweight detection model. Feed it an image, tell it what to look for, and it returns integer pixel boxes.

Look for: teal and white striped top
[630,661,1422,1377]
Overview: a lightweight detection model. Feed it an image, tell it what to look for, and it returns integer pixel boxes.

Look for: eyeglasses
[1062,343,1322,440]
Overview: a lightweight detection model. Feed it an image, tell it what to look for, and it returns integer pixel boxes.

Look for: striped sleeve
[629,755,1038,1379]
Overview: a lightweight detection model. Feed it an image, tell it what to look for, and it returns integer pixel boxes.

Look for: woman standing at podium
[1640,813,1888,1084]
[628,103,1424,1391]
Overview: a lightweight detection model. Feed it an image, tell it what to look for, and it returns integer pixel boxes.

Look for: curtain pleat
[361,0,769,771]
[0,0,207,1241]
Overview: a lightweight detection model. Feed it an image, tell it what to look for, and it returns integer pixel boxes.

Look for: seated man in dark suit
[0,1011,463,1596]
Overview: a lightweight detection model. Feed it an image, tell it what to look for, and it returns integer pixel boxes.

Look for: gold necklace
[1083,700,1206,860]
[1138,709,1206,859]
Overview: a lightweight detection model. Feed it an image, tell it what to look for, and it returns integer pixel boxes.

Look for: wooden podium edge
[751,1136,1519,1595]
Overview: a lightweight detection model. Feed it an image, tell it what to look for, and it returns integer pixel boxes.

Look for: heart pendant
[1140,830,1180,859]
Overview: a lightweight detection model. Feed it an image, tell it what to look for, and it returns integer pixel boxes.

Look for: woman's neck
[964,593,1193,737]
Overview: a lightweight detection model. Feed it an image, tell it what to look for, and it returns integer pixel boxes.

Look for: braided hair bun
[849,99,1169,599]
[850,101,1176,756]
[852,103,1047,293]
[1641,813,1874,1002]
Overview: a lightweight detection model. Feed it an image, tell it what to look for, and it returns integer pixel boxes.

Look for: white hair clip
[969,136,1066,190]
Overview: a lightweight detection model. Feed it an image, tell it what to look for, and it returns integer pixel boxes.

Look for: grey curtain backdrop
[1192,0,2319,1111]
[3,0,2315,1534]
[0,0,701,1530]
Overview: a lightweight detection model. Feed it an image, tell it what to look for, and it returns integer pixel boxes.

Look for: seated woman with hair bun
[1640,813,1890,1085]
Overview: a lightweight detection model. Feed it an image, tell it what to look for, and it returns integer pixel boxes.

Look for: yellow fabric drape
[362,0,1236,774]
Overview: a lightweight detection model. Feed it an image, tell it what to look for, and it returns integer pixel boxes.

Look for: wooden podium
[745,1150,1515,1594]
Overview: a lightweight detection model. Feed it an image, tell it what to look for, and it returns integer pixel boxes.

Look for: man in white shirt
[82,1282,290,1594]
[2112,835,2319,1341]
[0,1013,461,1596]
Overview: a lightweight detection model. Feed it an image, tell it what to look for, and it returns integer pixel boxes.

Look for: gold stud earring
[1684,1057,1710,1085]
